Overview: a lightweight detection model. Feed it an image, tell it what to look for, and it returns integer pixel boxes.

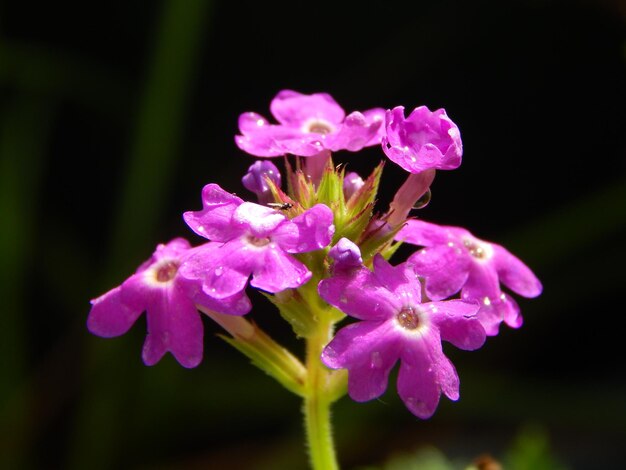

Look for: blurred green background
[1,0,624,468]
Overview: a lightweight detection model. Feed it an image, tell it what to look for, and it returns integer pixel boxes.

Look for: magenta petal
[396,219,451,246]
[322,320,401,402]
[461,263,501,302]
[178,273,251,316]
[270,90,345,126]
[235,132,288,157]
[326,111,382,152]
[142,290,203,368]
[372,256,421,303]
[273,204,334,253]
[493,244,543,298]
[183,184,243,241]
[199,240,253,298]
[250,248,311,293]
[408,245,470,300]
[428,300,485,350]
[478,293,523,336]
[318,267,399,321]
[87,286,142,337]
[362,107,386,146]
[397,333,459,418]
[233,202,286,236]
[501,293,523,329]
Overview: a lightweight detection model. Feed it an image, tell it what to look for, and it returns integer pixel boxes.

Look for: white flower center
[245,234,271,247]
[302,118,335,135]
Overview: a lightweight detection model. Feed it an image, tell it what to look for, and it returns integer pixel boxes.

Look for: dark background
[1,0,624,468]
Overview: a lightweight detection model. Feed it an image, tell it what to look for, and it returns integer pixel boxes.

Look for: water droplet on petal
[370,351,383,369]
[214,266,224,277]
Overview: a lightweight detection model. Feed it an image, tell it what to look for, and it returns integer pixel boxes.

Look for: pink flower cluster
[88,90,541,418]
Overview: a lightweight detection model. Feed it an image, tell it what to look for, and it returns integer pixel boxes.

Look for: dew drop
[412,189,432,209]
[370,351,383,369]
[214,266,224,277]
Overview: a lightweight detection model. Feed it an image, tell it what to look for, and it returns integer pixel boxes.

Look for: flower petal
[493,244,543,298]
[322,320,402,401]
[476,293,523,335]
[273,204,334,253]
[461,262,501,302]
[87,286,143,337]
[142,289,203,368]
[427,300,485,350]
[233,202,286,236]
[270,90,345,126]
[183,184,243,241]
[372,256,422,303]
[318,266,399,321]
[397,331,459,418]
[250,247,311,293]
[362,107,386,146]
[395,219,451,246]
[326,111,382,152]
[408,245,470,300]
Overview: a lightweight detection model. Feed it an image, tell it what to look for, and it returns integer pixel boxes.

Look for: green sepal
[219,330,307,397]
[345,162,384,218]
[380,240,404,261]
[316,159,345,215]
[262,289,317,338]
[358,220,405,263]
[334,202,375,245]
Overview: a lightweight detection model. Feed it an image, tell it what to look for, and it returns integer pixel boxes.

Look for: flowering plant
[88,90,541,469]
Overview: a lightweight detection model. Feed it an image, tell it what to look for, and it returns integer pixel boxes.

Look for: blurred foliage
[1,0,625,469]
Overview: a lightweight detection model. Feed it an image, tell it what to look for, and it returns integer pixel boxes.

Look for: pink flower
[181,184,334,297]
[382,106,462,173]
[87,238,251,368]
[235,90,385,157]
[396,220,543,335]
[319,240,485,419]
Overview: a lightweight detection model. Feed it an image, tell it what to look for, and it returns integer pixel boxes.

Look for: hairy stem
[304,316,339,470]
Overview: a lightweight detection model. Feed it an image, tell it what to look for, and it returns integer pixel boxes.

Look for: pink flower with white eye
[396,220,543,335]
[235,90,385,157]
[319,240,485,419]
[87,238,251,368]
[181,184,334,297]
[382,105,462,173]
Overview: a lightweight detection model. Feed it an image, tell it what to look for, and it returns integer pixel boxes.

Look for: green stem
[304,316,339,470]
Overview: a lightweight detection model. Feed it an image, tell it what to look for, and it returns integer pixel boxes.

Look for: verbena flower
[235,89,385,157]
[382,105,462,173]
[242,160,282,204]
[182,184,334,297]
[397,220,543,335]
[319,239,485,418]
[87,238,251,368]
